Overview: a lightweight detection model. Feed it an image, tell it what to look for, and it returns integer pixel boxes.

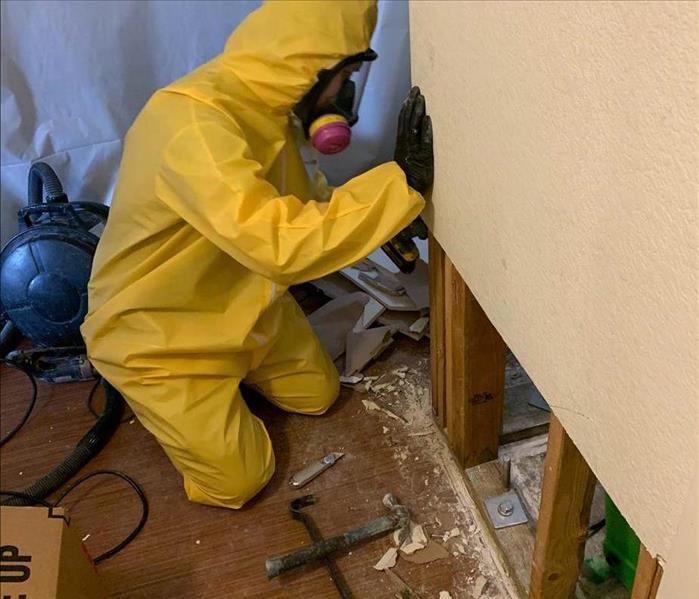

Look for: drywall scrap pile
[308,257,429,379]
[309,257,430,379]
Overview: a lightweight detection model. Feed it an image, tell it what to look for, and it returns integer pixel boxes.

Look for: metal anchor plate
[484,490,528,529]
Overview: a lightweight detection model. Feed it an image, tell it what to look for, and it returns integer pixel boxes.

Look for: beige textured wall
[410,0,698,587]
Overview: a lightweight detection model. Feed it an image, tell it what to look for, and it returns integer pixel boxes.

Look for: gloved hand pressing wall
[394,86,434,194]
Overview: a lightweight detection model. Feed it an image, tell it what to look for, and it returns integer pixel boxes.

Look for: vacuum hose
[28,161,67,205]
[2,380,125,506]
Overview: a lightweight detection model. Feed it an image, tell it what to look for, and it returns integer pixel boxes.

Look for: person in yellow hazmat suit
[81,0,433,509]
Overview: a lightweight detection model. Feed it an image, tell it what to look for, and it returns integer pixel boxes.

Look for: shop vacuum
[0,162,125,506]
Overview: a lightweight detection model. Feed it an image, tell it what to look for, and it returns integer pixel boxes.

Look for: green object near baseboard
[604,494,641,590]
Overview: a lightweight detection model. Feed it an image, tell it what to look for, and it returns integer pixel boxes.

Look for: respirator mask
[295,49,377,155]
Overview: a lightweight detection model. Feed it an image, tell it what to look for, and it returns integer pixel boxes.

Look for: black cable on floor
[0,358,38,447]
[1,470,148,563]
[53,469,149,564]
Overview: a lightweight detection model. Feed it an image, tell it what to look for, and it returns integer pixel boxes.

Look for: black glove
[394,86,434,194]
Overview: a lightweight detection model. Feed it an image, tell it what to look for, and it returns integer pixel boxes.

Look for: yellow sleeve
[155,121,424,285]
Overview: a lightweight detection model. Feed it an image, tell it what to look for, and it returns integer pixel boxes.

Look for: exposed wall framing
[429,235,505,467]
[428,244,664,598]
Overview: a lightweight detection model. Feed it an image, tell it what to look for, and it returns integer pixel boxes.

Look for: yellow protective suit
[82,0,424,509]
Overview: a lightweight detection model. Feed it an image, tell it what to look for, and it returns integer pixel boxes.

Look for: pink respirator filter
[309,114,351,155]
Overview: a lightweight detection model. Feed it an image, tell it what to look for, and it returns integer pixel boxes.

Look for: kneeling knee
[310,369,340,415]
[183,455,275,509]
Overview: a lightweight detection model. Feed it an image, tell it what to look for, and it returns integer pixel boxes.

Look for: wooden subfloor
[1,337,511,599]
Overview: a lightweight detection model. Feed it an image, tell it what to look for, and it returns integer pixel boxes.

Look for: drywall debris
[310,272,358,299]
[394,259,429,310]
[439,592,453,599]
[340,259,418,311]
[363,375,380,392]
[401,540,450,564]
[359,269,406,296]
[362,399,403,422]
[474,575,487,596]
[308,292,370,359]
[394,522,428,555]
[340,374,364,385]
[374,546,398,571]
[401,536,427,556]
[409,315,430,335]
[408,317,429,336]
[354,298,386,331]
[378,310,426,340]
[382,426,389,434]
[372,381,396,393]
[345,326,396,375]
[442,527,461,543]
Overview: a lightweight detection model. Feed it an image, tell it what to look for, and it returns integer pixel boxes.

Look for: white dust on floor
[355,359,520,599]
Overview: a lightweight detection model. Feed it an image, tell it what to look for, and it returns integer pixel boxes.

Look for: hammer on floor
[265,493,410,580]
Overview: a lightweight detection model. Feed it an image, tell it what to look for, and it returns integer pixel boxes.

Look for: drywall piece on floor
[474,576,488,597]
[399,522,428,555]
[363,375,380,392]
[442,527,461,543]
[354,298,386,332]
[308,292,369,360]
[378,310,426,340]
[370,382,396,393]
[439,592,453,599]
[345,325,396,375]
[357,265,406,296]
[373,546,398,571]
[309,273,385,333]
[409,316,430,335]
[394,259,430,310]
[401,540,450,564]
[310,272,358,299]
[362,399,403,422]
[340,262,417,311]
[340,374,364,385]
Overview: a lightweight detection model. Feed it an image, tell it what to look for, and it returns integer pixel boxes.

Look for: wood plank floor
[1,337,511,599]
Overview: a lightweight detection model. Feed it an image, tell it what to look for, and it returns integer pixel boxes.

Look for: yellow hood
[220,0,377,113]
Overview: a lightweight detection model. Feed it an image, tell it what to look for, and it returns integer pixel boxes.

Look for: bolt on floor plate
[484,490,528,529]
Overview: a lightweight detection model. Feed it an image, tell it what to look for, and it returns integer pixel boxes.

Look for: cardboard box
[1,506,109,599]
